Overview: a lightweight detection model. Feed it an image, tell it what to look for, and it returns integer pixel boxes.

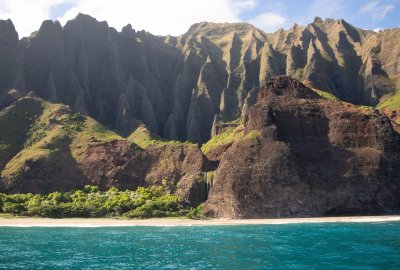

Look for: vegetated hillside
[0,77,399,218]
[204,76,400,218]
[0,94,211,206]
[0,15,399,143]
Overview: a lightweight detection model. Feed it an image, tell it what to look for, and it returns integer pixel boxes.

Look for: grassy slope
[0,97,44,170]
[0,96,121,179]
[127,125,190,150]
[0,96,198,189]
[201,124,244,155]
[377,90,400,111]
[310,88,341,102]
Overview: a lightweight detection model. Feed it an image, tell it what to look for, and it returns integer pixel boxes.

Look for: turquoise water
[0,222,400,269]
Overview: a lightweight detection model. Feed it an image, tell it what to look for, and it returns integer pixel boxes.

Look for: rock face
[0,20,25,108]
[0,15,399,143]
[204,76,400,218]
[77,141,211,206]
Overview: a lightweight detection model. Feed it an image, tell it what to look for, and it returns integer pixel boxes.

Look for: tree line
[0,186,204,219]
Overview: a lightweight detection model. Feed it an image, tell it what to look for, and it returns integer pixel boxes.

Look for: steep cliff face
[0,20,25,108]
[0,15,399,143]
[20,15,179,135]
[0,96,209,206]
[204,76,400,218]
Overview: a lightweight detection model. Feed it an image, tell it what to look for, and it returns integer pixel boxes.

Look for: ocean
[0,222,399,269]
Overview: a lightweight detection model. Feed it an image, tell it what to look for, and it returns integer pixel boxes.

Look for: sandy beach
[0,215,399,227]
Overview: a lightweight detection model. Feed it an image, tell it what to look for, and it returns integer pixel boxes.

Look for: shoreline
[0,215,399,227]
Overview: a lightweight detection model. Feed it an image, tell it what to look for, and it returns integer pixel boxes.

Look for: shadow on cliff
[3,136,89,194]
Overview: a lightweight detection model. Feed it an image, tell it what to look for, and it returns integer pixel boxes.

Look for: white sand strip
[0,216,399,227]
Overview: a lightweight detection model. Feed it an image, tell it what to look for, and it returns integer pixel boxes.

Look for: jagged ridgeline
[0,15,399,143]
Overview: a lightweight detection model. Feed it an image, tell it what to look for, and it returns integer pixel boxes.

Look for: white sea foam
[0,216,399,227]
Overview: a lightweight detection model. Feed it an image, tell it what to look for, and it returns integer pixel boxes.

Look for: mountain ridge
[0,14,399,145]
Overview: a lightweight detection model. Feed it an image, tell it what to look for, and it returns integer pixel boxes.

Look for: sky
[0,0,399,38]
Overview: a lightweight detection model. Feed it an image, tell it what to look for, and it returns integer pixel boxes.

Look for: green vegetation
[377,90,400,111]
[0,186,194,219]
[0,213,18,218]
[0,97,44,170]
[201,125,244,154]
[292,68,304,81]
[186,203,206,219]
[0,96,122,180]
[127,125,190,149]
[311,88,341,102]
[244,130,261,141]
[357,105,375,113]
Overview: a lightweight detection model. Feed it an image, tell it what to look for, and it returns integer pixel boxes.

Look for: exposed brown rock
[205,76,400,218]
[77,141,210,206]
[381,109,400,132]
[3,137,209,206]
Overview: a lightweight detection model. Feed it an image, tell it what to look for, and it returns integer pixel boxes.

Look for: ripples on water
[0,222,400,269]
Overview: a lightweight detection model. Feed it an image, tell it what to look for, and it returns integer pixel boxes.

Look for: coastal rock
[204,76,400,218]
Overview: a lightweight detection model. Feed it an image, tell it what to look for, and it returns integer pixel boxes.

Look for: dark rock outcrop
[204,76,400,218]
[76,140,210,206]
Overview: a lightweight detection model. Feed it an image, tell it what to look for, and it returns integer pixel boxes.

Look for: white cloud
[0,0,68,37]
[360,1,395,20]
[249,12,286,32]
[58,0,245,36]
[0,0,285,37]
[229,0,257,13]
[373,27,383,32]
[0,0,265,37]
